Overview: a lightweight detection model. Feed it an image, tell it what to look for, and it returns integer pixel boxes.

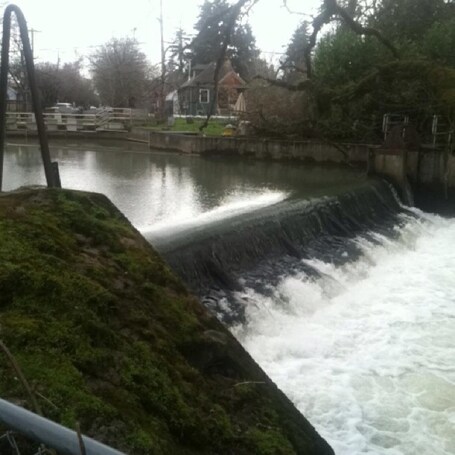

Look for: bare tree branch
[249,105,351,162]
[328,0,399,58]
[304,7,333,78]
[252,74,314,92]
[282,0,314,17]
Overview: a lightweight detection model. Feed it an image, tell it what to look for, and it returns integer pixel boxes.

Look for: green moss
[0,188,332,454]
[245,428,296,455]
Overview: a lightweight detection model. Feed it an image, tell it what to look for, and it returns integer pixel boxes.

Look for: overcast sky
[7,0,320,68]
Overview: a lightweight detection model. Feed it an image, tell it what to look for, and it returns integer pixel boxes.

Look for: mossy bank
[0,188,333,454]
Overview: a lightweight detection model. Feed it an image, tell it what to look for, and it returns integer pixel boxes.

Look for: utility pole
[159,0,166,122]
[28,27,40,59]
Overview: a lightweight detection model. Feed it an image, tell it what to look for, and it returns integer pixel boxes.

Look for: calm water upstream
[3,139,366,232]
[4,139,455,454]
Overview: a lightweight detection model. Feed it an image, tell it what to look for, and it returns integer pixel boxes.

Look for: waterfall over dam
[148,179,455,455]
[150,179,409,323]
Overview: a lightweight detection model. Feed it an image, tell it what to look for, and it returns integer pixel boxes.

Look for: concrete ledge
[128,129,371,164]
[6,130,128,140]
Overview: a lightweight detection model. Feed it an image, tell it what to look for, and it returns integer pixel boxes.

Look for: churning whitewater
[233,209,455,455]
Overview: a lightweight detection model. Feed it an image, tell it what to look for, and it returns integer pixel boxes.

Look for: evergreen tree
[246,0,455,140]
[371,0,450,42]
[168,27,192,74]
[309,0,455,141]
[190,0,260,80]
[282,21,311,83]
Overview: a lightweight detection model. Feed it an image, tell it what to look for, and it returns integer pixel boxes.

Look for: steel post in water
[0,399,126,455]
[0,4,60,191]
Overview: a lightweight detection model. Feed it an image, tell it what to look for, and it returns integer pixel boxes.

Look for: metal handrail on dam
[0,398,126,455]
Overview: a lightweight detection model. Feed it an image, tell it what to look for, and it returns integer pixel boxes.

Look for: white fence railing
[5,108,148,133]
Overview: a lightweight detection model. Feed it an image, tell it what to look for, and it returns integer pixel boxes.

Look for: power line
[36,41,146,53]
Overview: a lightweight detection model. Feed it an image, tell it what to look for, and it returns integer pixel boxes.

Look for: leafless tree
[90,38,154,108]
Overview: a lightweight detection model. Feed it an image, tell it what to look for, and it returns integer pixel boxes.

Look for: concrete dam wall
[129,129,370,164]
[150,179,408,324]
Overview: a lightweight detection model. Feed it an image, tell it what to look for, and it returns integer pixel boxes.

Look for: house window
[199,89,209,104]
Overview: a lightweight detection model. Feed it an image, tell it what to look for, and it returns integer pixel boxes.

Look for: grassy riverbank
[0,188,332,454]
[145,117,227,136]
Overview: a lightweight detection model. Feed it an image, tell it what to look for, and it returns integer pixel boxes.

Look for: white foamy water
[234,211,455,455]
[143,190,287,237]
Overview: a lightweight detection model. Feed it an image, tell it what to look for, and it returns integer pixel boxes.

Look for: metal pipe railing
[0,4,60,191]
[0,398,126,455]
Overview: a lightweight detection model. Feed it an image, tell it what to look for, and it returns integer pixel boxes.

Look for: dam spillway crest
[154,180,411,324]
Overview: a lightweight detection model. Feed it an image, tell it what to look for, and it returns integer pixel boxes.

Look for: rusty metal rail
[0,4,60,190]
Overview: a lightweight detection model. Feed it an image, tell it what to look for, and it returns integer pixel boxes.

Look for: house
[165,90,180,117]
[146,70,187,115]
[178,59,246,116]
[6,86,28,111]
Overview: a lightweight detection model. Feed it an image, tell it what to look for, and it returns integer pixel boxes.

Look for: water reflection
[4,139,367,230]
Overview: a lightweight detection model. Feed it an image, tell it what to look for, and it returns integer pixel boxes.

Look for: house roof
[180,59,246,89]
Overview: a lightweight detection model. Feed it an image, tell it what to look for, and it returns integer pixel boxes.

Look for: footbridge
[5,108,147,134]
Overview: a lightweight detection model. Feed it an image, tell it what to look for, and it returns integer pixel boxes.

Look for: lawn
[144,117,231,136]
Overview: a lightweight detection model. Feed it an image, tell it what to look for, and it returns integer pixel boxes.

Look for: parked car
[50,103,78,114]
[83,106,100,114]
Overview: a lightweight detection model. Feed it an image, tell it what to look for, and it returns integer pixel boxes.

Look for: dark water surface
[3,138,366,231]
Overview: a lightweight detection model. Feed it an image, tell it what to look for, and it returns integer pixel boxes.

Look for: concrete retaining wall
[128,129,371,164]
[129,129,455,211]
[417,150,455,187]
[371,149,455,188]
[369,147,455,212]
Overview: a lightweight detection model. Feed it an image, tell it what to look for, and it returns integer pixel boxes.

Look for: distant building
[6,86,28,111]
[148,70,187,116]
[178,59,246,116]
[165,90,180,117]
